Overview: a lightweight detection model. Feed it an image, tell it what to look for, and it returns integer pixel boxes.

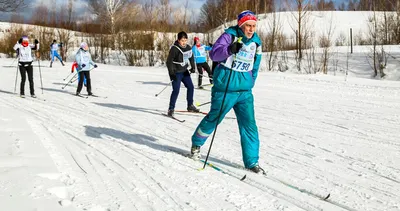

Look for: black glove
[18,38,22,44]
[189,67,195,73]
[209,43,213,47]
[94,64,98,68]
[34,39,39,44]
[81,64,86,68]
[228,41,243,54]
[169,73,176,81]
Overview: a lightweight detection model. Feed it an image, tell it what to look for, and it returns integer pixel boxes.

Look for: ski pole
[14,62,19,93]
[37,59,43,94]
[195,101,211,107]
[202,37,242,170]
[9,58,16,67]
[70,77,78,83]
[155,81,172,97]
[63,72,74,81]
[62,73,78,89]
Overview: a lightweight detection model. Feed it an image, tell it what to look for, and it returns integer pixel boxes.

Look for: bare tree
[264,12,283,71]
[285,0,313,72]
[319,12,335,74]
[0,0,25,12]
[88,0,128,34]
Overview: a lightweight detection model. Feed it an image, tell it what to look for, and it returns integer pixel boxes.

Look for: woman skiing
[75,42,97,96]
[13,36,39,98]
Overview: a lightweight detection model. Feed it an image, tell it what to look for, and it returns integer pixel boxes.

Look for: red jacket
[71,61,78,73]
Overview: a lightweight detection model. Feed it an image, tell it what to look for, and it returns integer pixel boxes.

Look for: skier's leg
[55,52,64,65]
[19,65,27,95]
[181,72,195,106]
[76,71,85,94]
[85,71,91,94]
[233,91,259,168]
[203,63,213,84]
[168,73,183,110]
[191,92,238,147]
[26,65,35,96]
[197,64,203,87]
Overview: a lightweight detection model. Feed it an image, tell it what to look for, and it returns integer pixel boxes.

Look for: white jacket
[13,43,39,62]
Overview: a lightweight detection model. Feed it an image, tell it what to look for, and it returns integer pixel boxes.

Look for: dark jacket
[166,40,195,76]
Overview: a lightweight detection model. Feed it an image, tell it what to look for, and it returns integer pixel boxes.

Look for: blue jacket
[209,26,262,92]
[192,44,212,64]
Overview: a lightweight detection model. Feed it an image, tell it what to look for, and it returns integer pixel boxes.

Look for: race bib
[199,46,207,57]
[223,42,257,72]
[182,50,192,65]
[19,47,32,62]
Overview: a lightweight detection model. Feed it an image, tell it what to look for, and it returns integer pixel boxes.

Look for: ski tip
[240,175,247,181]
[324,193,331,200]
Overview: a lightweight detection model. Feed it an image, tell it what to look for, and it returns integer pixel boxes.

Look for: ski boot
[247,164,266,175]
[187,104,200,113]
[190,145,201,160]
[167,109,174,117]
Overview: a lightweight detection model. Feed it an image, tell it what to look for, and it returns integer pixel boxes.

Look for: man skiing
[50,39,65,67]
[190,10,264,174]
[75,42,97,96]
[13,36,39,98]
[166,31,200,117]
[192,37,213,88]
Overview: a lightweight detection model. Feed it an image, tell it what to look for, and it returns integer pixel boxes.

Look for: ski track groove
[2,70,400,211]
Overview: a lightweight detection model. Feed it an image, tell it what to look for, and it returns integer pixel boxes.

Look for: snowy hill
[1,57,400,211]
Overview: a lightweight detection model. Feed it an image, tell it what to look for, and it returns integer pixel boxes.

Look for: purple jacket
[209,33,233,62]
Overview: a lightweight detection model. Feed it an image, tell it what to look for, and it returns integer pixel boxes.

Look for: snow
[1,54,400,211]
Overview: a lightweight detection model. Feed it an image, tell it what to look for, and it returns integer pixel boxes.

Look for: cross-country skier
[190,10,264,174]
[13,36,39,98]
[192,37,213,88]
[75,42,97,96]
[50,39,65,67]
[166,31,200,117]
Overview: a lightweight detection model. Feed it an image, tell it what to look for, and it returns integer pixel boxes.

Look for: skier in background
[192,37,213,88]
[190,10,264,174]
[75,42,97,96]
[50,39,65,67]
[166,31,200,117]
[13,36,39,98]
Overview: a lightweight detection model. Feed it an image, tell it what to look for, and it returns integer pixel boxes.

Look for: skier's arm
[75,51,82,67]
[13,43,20,51]
[209,33,233,62]
[189,48,195,71]
[166,47,177,76]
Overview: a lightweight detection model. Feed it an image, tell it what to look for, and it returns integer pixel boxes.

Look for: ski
[198,83,213,88]
[168,149,237,177]
[171,147,332,203]
[17,95,46,101]
[87,94,107,99]
[73,94,88,98]
[161,113,185,122]
[196,87,211,92]
[175,110,208,115]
